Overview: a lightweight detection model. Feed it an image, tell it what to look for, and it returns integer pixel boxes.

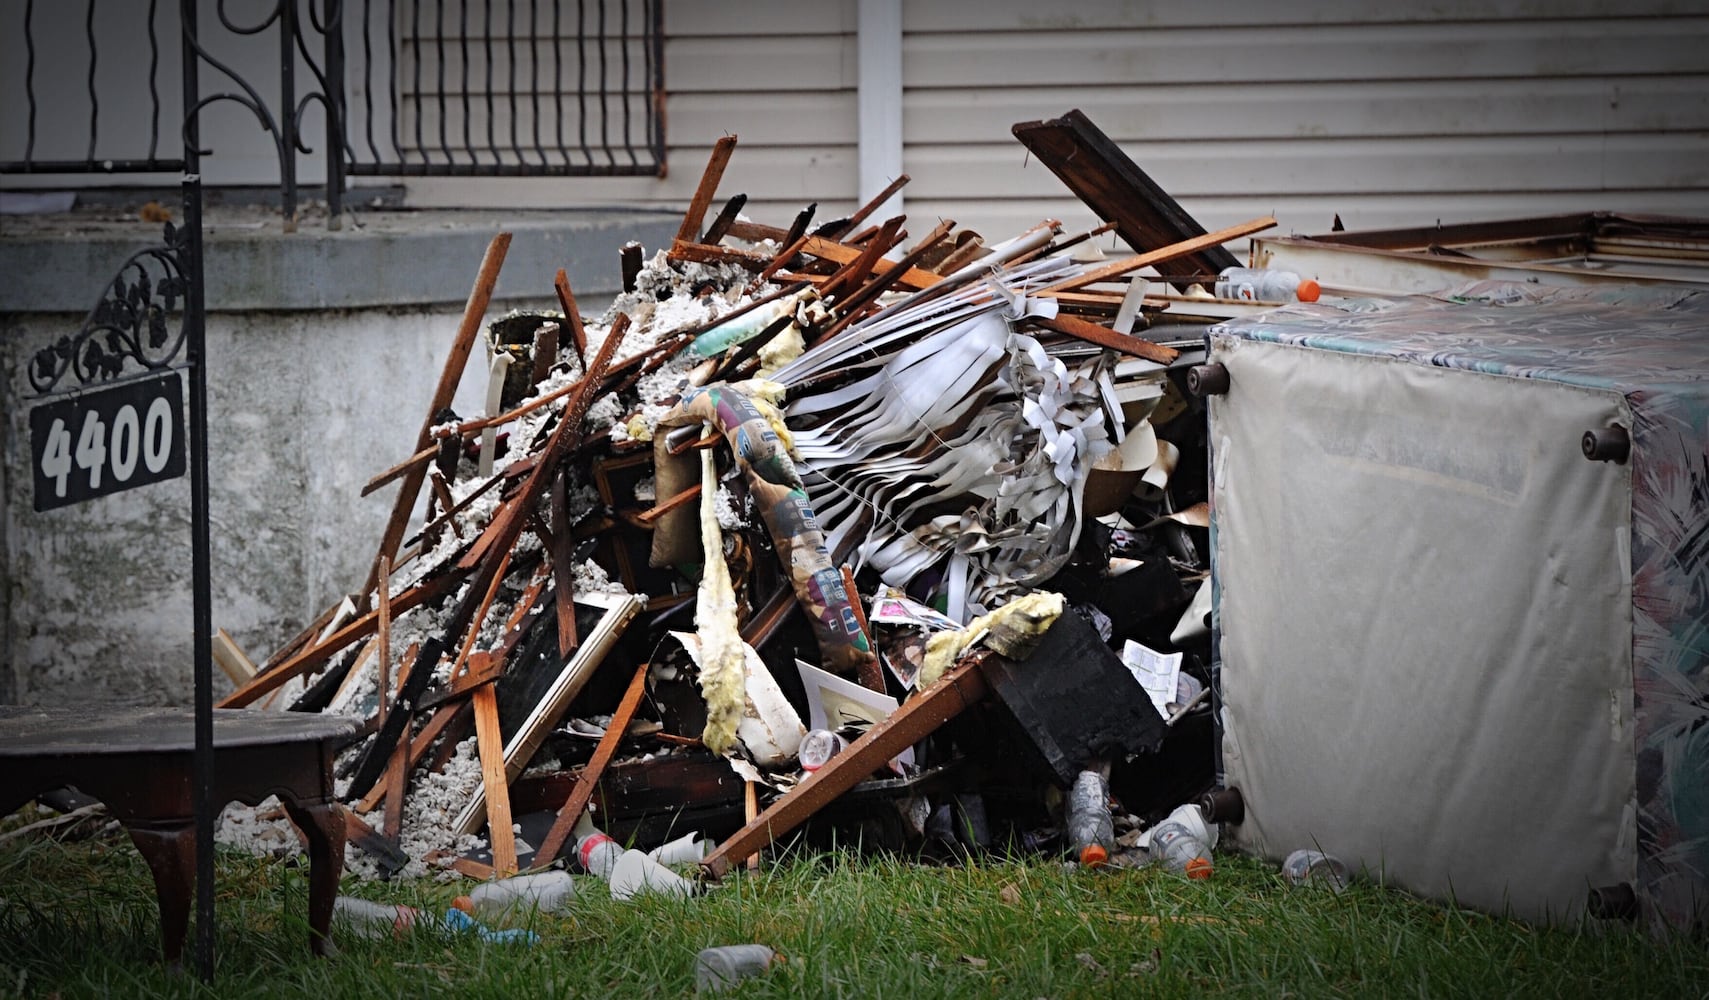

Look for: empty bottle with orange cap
[451,869,579,921]
[1065,767,1115,867]
[1149,818,1214,879]
[1215,266,1320,304]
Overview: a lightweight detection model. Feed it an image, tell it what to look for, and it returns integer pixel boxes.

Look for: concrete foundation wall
[1,209,673,707]
[5,305,471,706]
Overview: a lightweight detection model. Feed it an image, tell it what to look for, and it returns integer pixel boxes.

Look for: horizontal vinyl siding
[404,1,862,226]
[902,1,1709,245]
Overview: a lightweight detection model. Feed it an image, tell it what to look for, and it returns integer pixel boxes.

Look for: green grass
[2,834,1705,999]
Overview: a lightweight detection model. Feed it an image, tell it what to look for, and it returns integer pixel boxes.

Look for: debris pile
[215,111,1258,883]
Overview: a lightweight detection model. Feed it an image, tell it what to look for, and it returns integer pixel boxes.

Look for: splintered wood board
[452,590,643,836]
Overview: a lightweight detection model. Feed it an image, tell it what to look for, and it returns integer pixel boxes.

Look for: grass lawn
[2,833,1705,998]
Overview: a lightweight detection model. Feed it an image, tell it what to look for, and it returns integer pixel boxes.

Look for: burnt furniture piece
[0,707,357,966]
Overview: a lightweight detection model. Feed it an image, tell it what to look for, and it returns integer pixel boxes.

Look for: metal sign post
[181,0,216,978]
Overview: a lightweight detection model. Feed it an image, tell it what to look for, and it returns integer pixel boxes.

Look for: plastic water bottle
[798,729,847,771]
[695,944,781,992]
[1282,849,1351,893]
[332,896,427,938]
[1149,820,1213,879]
[608,848,696,901]
[1065,768,1115,867]
[1215,266,1320,303]
[451,869,579,920]
[577,828,624,879]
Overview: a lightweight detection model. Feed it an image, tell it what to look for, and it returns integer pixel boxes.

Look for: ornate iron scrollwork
[28,222,191,398]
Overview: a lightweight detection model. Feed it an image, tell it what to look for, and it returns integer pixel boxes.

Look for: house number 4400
[29,369,188,512]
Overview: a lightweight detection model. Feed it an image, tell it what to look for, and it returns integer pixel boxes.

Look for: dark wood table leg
[125,823,196,970]
[282,798,346,957]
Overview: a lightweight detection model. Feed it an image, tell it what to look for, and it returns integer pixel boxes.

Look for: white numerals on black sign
[30,371,187,512]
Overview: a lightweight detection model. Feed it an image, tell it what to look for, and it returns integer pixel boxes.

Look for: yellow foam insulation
[919,591,1066,688]
[756,323,805,379]
[694,446,746,754]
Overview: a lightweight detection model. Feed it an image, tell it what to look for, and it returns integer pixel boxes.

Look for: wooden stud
[550,474,580,657]
[701,193,748,245]
[376,556,394,721]
[1037,217,1277,296]
[1031,313,1179,364]
[449,550,515,680]
[620,242,644,293]
[823,173,910,241]
[529,320,560,391]
[553,268,589,364]
[360,232,512,615]
[533,660,651,865]
[211,629,257,685]
[744,781,760,872]
[675,134,739,245]
[841,565,885,693]
[472,684,518,875]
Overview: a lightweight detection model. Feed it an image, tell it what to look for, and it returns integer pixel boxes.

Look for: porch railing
[2,0,668,229]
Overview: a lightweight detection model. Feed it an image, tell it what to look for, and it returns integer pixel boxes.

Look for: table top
[0,706,359,756]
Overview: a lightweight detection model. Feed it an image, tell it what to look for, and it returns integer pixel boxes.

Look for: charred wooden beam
[1012,110,1239,289]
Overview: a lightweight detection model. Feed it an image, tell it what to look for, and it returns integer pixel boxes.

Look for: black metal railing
[3,0,188,176]
[3,1,666,229]
[344,0,665,178]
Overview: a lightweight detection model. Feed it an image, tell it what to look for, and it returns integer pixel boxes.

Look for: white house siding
[6,2,1707,246]
[899,0,1709,247]
[402,1,864,227]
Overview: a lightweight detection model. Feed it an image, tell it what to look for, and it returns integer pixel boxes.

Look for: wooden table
[0,706,358,966]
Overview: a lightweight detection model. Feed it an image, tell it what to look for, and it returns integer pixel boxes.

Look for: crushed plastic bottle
[1135,803,1217,878]
[1282,849,1351,893]
[332,896,428,939]
[1214,266,1321,304]
[649,832,713,866]
[798,728,847,771]
[609,848,696,901]
[1065,768,1115,867]
[695,944,781,992]
[333,897,538,945]
[452,869,579,921]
